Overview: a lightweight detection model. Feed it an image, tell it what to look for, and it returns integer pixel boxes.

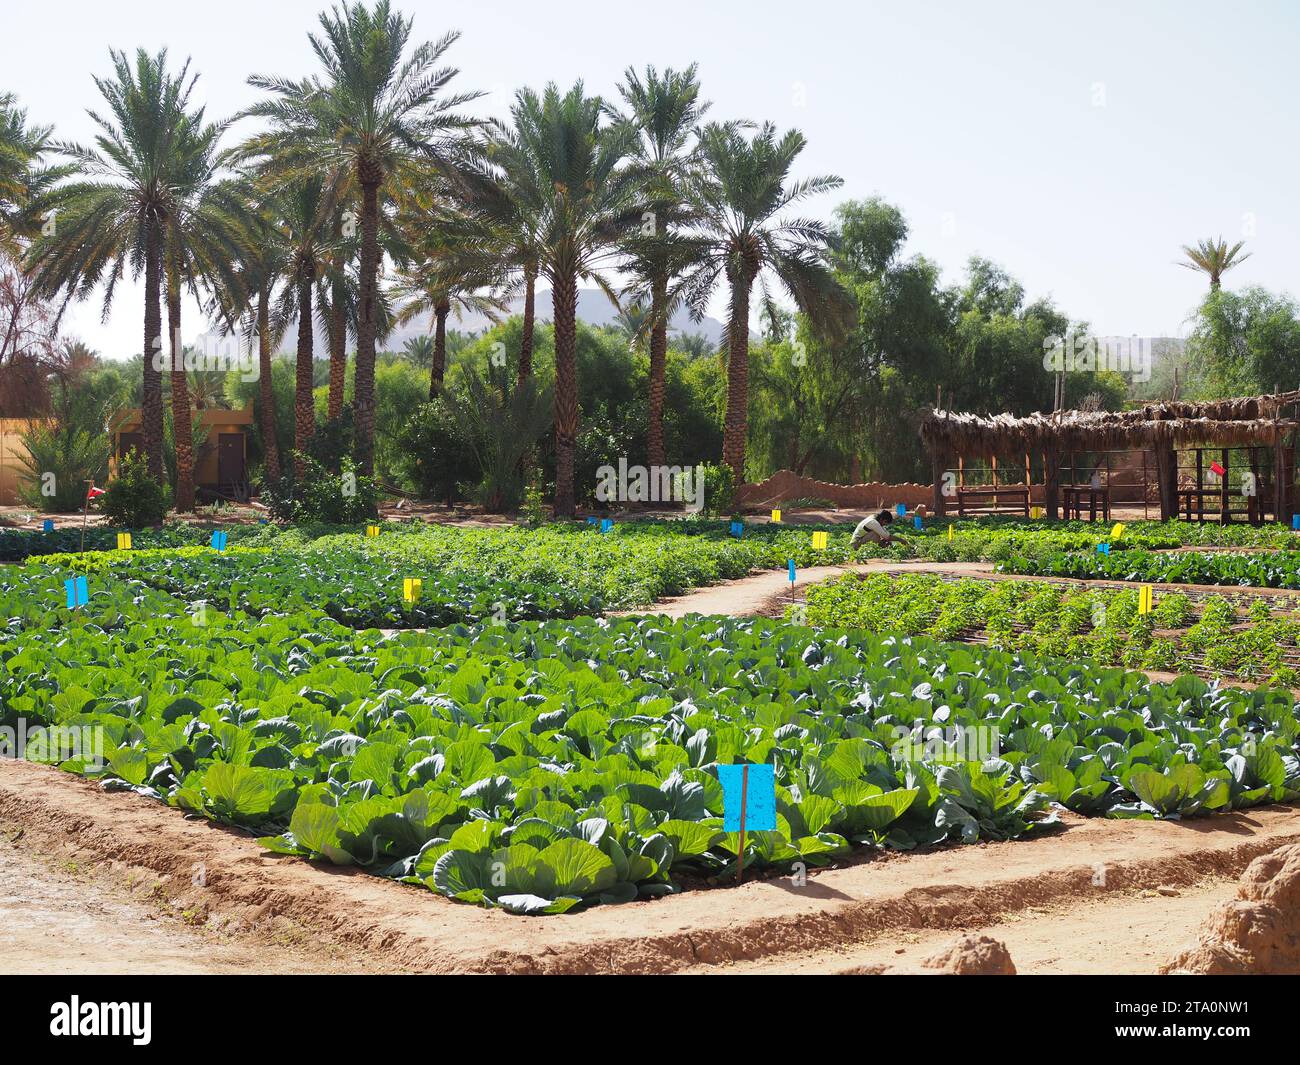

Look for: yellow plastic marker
[365,524,380,537]
[402,578,422,604]
[1138,584,1153,614]
[948,525,955,542]
[771,509,782,523]
[811,530,828,549]
[116,532,132,550]
[1111,522,1125,539]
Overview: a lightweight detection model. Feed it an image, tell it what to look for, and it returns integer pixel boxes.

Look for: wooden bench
[955,485,1030,517]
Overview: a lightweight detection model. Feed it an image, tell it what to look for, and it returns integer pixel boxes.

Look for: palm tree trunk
[257,284,280,482]
[294,264,315,478]
[354,179,380,476]
[141,217,165,483]
[167,256,195,512]
[647,272,669,469]
[430,299,449,397]
[722,276,753,481]
[552,269,579,517]
[328,279,347,422]
[518,261,536,385]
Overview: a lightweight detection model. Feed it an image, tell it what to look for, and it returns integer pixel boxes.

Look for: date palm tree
[683,121,848,482]
[486,83,644,515]
[242,1,481,476]
[393,199,508,395]
[27,48,198,483]
[162,117,245,510]
[612,64,708,469]
[1181,237,1251,291]
[1,93,71,255]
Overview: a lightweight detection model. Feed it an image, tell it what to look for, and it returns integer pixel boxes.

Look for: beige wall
[0,419,37,506]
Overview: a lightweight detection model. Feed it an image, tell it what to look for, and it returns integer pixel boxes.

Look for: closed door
[217,433,245,486]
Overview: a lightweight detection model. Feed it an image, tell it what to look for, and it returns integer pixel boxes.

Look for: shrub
[16,420,111,513]
[101,450,171,527]
[692,461,736,517]
[395,397,477,505]
[261,453,378,524]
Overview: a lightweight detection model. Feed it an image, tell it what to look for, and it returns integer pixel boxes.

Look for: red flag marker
[1209,460,1226,477]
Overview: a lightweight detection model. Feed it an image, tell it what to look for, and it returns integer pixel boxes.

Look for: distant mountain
[380,287,729,353]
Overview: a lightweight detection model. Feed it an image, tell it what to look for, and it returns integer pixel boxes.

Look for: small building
[110,407,254,500]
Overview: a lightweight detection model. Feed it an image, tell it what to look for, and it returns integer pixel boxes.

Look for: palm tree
[1181,237,1251,291]
[684,121,848,482]
[242,0,481,476]
[488,83,643,515]
[27,48,198,483]
[214,191,287,482]
[403,334,434,368]
[268,178,340,476]
[162,116,245,510]
[613,64,708,469]
[393,201,508,396]
[1,93,70,255]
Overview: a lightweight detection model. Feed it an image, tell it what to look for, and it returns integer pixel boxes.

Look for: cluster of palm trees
[7,1,850,515]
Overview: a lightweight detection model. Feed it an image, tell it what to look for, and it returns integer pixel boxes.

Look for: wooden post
[931,450,947,518]
[1043,449,1059,521]
[736,763,749,885]
[1220,448,1230,524]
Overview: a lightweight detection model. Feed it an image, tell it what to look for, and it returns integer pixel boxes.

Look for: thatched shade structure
[919,391,1300,521]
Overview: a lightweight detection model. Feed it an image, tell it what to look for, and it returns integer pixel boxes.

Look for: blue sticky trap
[42,519,54,532]
[586,517,598,526]
[913,515,923,530]
[1097,542,1110,555]
[64,576,88,609]
[600,518,613,533]
[895,504,907,516]
[210,530,228,551]
[730,520,744,538]
[718,764,777,833]
[788,559,797,582]
[1293,514,1300,531]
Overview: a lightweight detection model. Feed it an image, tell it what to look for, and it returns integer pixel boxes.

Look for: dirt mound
[920,934,1017,974]
[1162,844,1300,974]
[841,934,1017,975]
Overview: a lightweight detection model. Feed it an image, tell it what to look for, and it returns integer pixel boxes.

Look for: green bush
[262,453,378,524]
[101,449,171,527]
[16,421,111,513]
[692,460,735,517]
[395,397,478,504]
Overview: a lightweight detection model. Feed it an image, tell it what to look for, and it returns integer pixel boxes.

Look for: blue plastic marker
[1097,542,1110,555]
[42,519,54,532]
[1293,514,1300,531]
[895,503,907,517]
[913,515,923,530]
[788,559,797,583]
[718,763,777,884]
[729,520,743,538]
[210,530,228,551]
[600,518,613,533]
[64,575,88,609]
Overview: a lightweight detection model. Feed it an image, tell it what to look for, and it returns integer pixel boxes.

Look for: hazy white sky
[6,0,1298,357]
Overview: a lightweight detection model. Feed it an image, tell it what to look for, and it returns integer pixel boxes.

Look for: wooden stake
[736,764,750,885]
